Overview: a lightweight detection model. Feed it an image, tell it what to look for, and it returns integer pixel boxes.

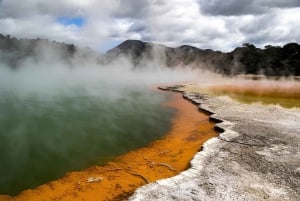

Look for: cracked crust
[128,85,300,201]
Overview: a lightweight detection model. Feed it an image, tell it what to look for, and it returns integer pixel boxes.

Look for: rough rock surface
[128,86,300,201]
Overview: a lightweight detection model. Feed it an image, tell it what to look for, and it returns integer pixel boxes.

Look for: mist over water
[0,48,201,195]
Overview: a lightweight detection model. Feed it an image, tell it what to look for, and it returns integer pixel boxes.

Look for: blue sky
[57,17,85,27]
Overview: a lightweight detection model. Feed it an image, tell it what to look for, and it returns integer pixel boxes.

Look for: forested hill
[0,34,299,76]
[107,40,300,76]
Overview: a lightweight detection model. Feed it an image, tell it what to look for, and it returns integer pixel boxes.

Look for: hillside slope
[106,40,300,76]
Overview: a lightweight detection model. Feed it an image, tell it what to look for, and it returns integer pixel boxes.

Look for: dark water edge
[0,88,176,195]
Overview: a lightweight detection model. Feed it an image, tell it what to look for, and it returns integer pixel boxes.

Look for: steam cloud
[0,44,206,98]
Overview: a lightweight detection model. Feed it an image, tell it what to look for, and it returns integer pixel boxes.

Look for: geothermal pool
[0,88,175,195]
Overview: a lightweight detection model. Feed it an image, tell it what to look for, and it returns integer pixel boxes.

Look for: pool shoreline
[129,84,300,201]
[0,88,217,201]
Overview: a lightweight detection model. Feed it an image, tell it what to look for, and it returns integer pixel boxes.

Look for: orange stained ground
[209,83,300,99]
[0,91,217,201]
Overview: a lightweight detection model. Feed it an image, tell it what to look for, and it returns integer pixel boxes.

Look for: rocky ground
[128,85,300,201]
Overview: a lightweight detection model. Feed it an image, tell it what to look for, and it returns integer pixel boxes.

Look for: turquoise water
[0,87,175,195]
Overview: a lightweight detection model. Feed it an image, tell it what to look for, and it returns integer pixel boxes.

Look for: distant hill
[0,34,299,76]
[106,40,300,76]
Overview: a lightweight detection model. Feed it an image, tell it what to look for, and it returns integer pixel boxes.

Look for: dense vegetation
[230,43,300,76]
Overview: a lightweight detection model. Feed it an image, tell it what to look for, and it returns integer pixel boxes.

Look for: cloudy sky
[0,0,299,52]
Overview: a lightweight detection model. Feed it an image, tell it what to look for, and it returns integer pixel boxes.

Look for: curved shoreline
[129,85,300,200]
[0,90,216,201]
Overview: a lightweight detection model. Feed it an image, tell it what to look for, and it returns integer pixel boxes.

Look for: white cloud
[0,0,299,52]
